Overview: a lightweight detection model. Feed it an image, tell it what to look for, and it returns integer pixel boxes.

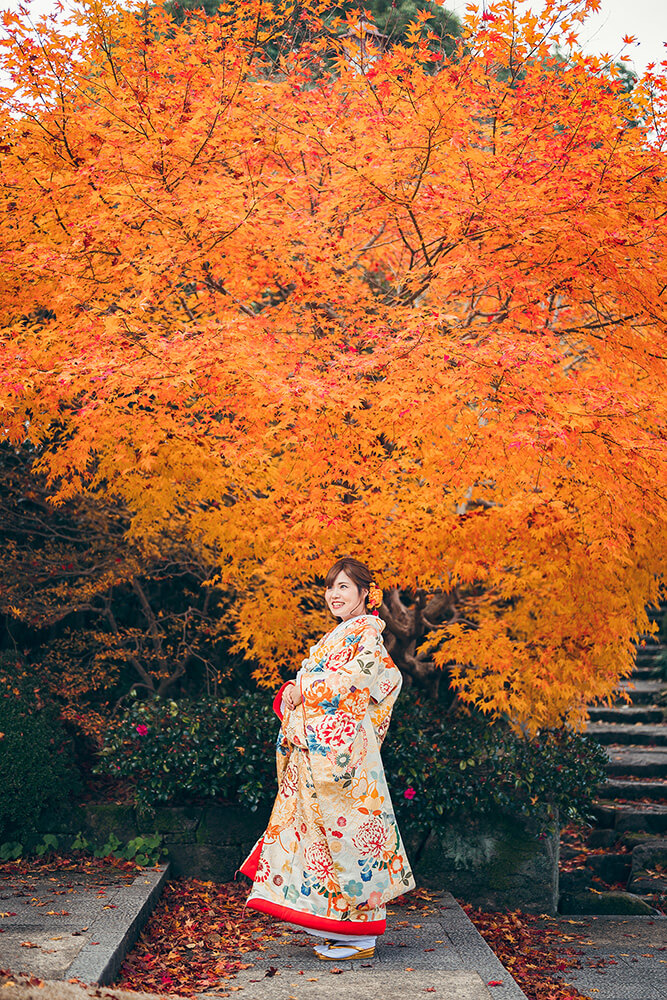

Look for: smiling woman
[239,557,414,961]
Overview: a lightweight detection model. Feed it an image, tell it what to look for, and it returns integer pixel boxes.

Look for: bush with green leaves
[97,691,607,831]
[384,696,608,834]
[96,692,277,811]
[0,692,82,842]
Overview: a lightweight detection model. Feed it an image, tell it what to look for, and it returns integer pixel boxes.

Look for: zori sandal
[314,941,375,961]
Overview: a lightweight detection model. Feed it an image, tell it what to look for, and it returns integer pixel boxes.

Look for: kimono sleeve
[300,622,381,757]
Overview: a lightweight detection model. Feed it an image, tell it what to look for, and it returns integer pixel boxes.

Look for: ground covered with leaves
[117,881,277,996]
[463,905,593,1000]
[115,880,596,999]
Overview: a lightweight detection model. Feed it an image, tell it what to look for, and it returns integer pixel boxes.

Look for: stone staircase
[559,639,667,914]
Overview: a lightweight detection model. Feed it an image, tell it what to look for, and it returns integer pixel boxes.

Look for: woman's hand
[281,681,303,713]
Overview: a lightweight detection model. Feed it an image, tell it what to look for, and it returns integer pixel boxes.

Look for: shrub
[96,692,277,811]
[97,691,607,830]
[384,695,608,833]
[0,691,82,842]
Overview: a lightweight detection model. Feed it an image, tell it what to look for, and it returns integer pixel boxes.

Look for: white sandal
[314,941,375,960]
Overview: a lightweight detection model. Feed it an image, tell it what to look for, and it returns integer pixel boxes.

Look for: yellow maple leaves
[0,0,665,729]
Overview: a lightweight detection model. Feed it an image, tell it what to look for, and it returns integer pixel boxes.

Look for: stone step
[628,837,667,899]
[558,889,659,915]
[601,778,667,802]
[587,851,632,884]
[616,679,665,705]
[592,800,667,834]
[586,723,667,746]
[588,704,664,724]
[632,664,665,680]
[605,746,667,778]
[634,644,665,661]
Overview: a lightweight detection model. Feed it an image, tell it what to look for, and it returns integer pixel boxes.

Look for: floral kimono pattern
[240,614,414,935]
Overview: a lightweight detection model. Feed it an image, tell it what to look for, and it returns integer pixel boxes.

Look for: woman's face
[325,570,368,622]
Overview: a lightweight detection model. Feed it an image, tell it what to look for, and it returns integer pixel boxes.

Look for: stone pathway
[0,865,168,984]
[546,914,667,1000]
[560,634,667,914]
[227,892,527,1000]
[1,879,527,1000]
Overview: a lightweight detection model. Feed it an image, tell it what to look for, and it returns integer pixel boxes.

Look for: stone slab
[588,706,664,724]
[166,842,242,881]
[0,976,177,1000]
[0,865,168,986]
[223,968,497,999]
[230,891,528,1000]
[410,819,558,914]
[66,865,168,985]
[587,723,667,746]
[605,747,667,778]
[616,680,665,705]
[631,838,667,871]
[601,779,667,801]
[614,803,667,834]
[558,890,658,915]
[546,914,667,1000]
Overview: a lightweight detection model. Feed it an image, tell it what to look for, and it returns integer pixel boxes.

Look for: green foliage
[166,0,461,60]
[97,691,607,829]
[1,831,166,866]
[123,834,167,866]
[96,693,278,811]
[75,830,166,866]
[0,688,82,843]
[35,833,59,857]
[0,841,23,861]
[384,695,609,832]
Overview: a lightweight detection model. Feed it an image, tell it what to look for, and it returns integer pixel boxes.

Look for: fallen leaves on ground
[463,904,593,1000]
[0,854,139,881]
[0,969,43,989]
[117,879,279,996]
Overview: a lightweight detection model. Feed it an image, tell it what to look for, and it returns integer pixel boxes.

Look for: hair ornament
[367,582,383,615]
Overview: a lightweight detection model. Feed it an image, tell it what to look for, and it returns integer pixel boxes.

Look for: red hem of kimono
[245,896,386,935]
[239,839,264,880]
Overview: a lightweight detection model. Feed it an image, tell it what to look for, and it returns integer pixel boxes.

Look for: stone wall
[44,802,559,913]
[406,814,559,914]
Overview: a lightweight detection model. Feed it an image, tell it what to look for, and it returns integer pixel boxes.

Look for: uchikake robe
[240,614,414,935]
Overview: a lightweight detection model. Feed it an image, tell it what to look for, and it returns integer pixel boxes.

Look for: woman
[240,557,414,961]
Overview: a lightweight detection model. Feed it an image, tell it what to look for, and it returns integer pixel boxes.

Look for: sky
[447,1,666,77]
[1,0,666,78]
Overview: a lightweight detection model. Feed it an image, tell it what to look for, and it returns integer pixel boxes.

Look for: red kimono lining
[245,895,386,935]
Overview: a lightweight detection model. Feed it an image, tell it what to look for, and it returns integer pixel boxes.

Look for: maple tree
[0,445,235,736]
[0,0,666,732]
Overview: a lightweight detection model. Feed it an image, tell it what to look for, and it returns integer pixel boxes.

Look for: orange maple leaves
[0,1,665,729]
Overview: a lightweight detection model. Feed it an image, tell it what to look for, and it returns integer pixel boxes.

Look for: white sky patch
[1,1,666,78]
[446,0,667,77]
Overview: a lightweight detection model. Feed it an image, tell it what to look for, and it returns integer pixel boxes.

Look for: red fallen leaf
[424,990,436,994]
[329,967,344,974]
[488,981,504,987]
[265,967,278,977]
